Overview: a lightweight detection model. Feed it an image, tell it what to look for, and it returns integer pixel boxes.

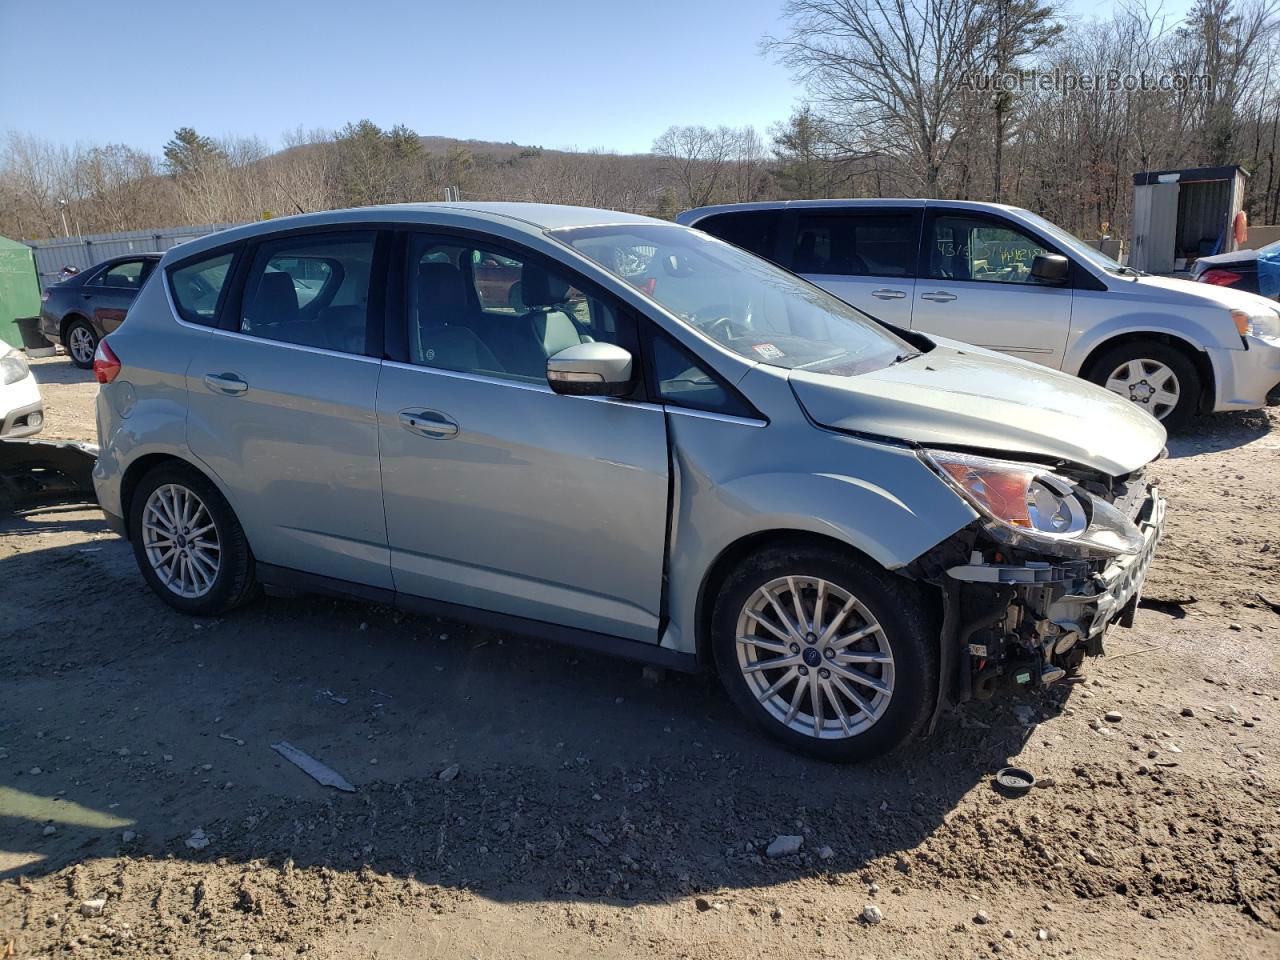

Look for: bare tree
[652,125,737,207]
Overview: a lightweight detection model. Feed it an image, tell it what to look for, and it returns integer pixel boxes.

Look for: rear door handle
[204,373,248,396]
[920,290,957,303]
[399,408,459,439]
[871,288,906,300]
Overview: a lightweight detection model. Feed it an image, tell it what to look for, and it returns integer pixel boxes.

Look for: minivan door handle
[920,290,958,303]
[871,288,907,300]
[399,408,459,439]
[204,373,248,396]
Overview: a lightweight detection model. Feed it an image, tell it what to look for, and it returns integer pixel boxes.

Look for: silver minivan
[678,200,1280,428]
[93,203,1167,760]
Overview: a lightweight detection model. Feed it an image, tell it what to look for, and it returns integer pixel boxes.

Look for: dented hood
[789,340,1167,476]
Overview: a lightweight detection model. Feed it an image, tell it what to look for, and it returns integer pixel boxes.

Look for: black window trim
[787,207,925,280]
[391,225,652,402]
[85,256,153,289]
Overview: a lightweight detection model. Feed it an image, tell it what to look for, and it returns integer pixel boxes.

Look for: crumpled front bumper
[941,484,1166,699]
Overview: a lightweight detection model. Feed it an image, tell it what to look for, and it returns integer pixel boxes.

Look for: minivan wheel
[711,544,937,761]
[65,320,97,369]
[1086,340,1200,429]
[129,463,257,615]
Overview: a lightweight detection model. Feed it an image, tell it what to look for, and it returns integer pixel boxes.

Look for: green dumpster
[0,236,43,350]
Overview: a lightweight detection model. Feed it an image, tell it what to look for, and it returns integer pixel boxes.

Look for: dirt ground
[2,354,1278,959]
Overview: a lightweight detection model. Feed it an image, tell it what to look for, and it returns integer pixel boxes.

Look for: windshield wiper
[1112,265,1144,278]
[892,351,922,365]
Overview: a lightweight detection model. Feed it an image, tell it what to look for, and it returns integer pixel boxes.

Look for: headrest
[251,272,299,323]
[417,262,468,316]
[520,262,571,308]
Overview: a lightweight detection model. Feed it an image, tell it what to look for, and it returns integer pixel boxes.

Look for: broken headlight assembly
[921,449,1144,559]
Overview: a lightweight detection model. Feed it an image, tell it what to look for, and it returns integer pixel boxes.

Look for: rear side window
[99,260,149,290]
[694,211,782,262]
[169,252,235,327]
[239,232,377,355]
[793,212,920,277]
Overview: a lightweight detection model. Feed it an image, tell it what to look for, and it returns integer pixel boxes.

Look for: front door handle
[400,408,459,439]
[920,290,958,303]
[204,372,248,396]
[871,288,906,300]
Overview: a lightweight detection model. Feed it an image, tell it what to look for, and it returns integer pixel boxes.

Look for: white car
[678,200,1280,428]
[0,349,45,438]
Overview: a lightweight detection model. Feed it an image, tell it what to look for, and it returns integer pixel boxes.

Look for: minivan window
[925,215,1051,284]
[169,252,235,327]
[793,212,919,277]
[694,210,782,261]
[1016,209,1126,274]
[239,232,376,354]
[552,224,910,376]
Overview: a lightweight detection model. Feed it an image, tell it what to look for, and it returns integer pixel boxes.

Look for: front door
[377,234,669,642]
[788,209,921,326]
[911,209,1073,367]
[185,229,392,588]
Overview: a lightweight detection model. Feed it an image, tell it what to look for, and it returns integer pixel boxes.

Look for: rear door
[784,208,921,325]
[376,232,669,642]
[184,229,392,588]
[85,258,154,332]
[912,209,1073,367]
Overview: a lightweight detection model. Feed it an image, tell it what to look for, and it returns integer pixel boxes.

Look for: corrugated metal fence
[29,223,240,289]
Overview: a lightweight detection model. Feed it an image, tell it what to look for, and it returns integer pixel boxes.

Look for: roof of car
[161,202,666,263]
[676,198,1029,224]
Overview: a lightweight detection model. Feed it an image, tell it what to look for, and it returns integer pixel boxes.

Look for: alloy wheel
[141,483,221,599]
[68,325,95,365]
[735,576,895,739]
[1104,358,1180,420]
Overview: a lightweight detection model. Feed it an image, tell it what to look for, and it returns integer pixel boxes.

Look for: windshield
[551,223,911,376]
[1016,209,1128,274]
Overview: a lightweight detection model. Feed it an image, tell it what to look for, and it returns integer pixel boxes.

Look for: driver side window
[926,215,1051,285]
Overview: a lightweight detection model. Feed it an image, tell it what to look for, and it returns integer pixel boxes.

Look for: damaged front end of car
[907,449,1167,723]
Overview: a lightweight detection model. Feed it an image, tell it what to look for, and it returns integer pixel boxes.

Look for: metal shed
[1130,165,1249,274]
[29,223,239,290]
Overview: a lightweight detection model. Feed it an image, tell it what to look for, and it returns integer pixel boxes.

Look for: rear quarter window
[168,251,236,327]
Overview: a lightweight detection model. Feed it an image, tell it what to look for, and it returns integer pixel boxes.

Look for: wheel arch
[60,312,92,341]
[691,528,938,667]
[119,452,222,540]
[1077,331,1216,413]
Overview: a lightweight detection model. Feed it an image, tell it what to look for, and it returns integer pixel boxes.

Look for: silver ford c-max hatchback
[92,203,1167,760]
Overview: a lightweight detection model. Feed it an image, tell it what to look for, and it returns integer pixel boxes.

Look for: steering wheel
[693,302,751,343]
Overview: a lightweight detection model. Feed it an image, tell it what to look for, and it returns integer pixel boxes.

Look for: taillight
[1200,269,1242,287]
[93,340,121,384]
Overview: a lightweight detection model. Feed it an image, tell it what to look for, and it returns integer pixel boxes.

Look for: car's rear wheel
[64,319,97,369]
[711,543,936,761]
[1086,340,1200,429]
[129,463,257,615]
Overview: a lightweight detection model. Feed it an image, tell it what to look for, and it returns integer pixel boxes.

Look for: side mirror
[546,342,633,397]
[1030,253,1070,284]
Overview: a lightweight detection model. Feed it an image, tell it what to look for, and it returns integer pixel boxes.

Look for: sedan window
[553,224,910,377]
[99,260,149,289]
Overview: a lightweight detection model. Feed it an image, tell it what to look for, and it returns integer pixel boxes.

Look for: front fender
[661,411,977,656]
[1062,300,1236,376]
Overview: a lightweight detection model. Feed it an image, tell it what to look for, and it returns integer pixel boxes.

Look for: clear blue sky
[0,0,1193,156]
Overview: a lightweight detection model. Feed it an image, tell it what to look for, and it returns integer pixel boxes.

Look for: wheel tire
[711,543,938,762]
[1085,340,1201,430]
[128,462,257,616]
[64,319,98,369]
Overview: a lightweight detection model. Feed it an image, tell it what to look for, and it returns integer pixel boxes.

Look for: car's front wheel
[64,319,98,369]
[1086,340,1200,429]
[711,543,937,761]
[129,463,257,615]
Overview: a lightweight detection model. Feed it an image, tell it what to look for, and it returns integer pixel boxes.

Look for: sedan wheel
[66,322,97,368]
[736,576,895,739]
[1103,358,1180,421]
[142,483,221,599]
